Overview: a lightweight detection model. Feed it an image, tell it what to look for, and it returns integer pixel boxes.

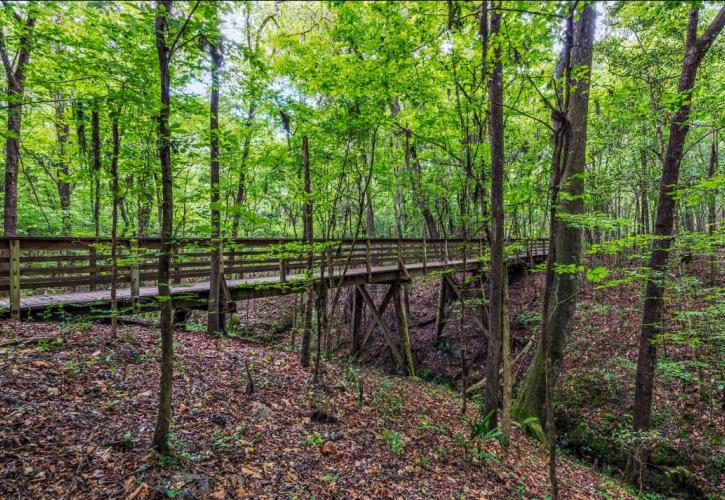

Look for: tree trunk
[406,132,439,239]
[513,3,596,434]
[0,11,36,235]
[365,189,376,237]
[625,6,725,487]
[110,109,121,339]
[482,1,504,427]
[152,0,175,455]
[54,93,72,236]
[707,132,718,283]
[501,270,512,440]
[230,104,255,238]
[300,135,314,368]
[91,105,102,239]
[207,34,223,335]
[73,100,88,158]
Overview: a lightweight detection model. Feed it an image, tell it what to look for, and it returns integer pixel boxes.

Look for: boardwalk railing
[0,236,548,319]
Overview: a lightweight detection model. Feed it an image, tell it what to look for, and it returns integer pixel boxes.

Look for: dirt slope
[0,320,630,498]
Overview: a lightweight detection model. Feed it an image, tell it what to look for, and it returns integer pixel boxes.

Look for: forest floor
[0,314,632,498]
[347,269,724,498]
[1,264,720,498]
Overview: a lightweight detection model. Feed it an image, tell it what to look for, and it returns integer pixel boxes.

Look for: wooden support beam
[9,239,20,320]
[130,239,140,312]
[350,286,363,355]
[219,272,233,331]
[279,257,287,283]
[89,246,97,291]
[434,275,450,341]
[173,308,189,326]
[365,239,372,280]
[422,237,428,273]
[356,284,404,368]
[392,283,416,377]
[360,285,394,349]
[444,273,488,336]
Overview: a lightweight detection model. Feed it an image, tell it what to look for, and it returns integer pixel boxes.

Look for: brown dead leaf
[321,441,337,454]
[241,465,262,479]
[128,482,148,500]
[208,489,226,499]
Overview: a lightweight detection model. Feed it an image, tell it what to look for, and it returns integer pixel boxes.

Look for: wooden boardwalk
[0,237,548,318]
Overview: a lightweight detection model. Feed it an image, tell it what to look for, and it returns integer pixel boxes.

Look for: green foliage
[381,430,405,454]
[300,432,324,447]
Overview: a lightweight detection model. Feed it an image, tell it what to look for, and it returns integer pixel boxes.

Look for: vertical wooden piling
[9,239,20,320]
[393,283,415,377]
[130,239,140,312]
[351,285,363,356]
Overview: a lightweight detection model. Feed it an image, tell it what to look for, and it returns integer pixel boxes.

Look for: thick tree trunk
[501,271,511,438]
[152,0,175,455]
[625,7,725,487]
[514,4,596,429]
[207,36,223,335]
[1,12,35,235]
[482,1,504,427]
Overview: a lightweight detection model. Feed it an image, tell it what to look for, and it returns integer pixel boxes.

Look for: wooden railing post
[130,239,140,312]
[279,255,287,283]
[89,246,97,291]
[422,236,428,273]
[9,239,20,320]
[365,239,372,280]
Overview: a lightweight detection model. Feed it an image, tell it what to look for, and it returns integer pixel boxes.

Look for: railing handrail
[0,236,550,245]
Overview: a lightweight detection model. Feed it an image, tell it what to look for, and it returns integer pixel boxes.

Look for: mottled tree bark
[152,0,175,455]
[300,135,314,368]
[54,94,72,236]
[513,4,596,433]
[91,105,102,239]
[0,9,36,235]
[207,33,223,335]
[482,1,504,427]
[110,109,121,339]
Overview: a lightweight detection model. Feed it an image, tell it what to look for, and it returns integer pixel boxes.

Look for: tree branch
[169,0,201,56]
[696,5,725,53]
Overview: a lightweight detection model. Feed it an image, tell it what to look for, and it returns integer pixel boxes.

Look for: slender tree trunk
[207,34,223,335]
[230,104,255,238]
[300,135,314,368]
[110,109,121,340]
[54,93,72,236]
[483,1,504,426]
[707,132,718,283]
[91,105,102,238]
[152,0,175,455]
[406,131,439,239]
[625,7,725,487]
[73,100,88,158]
[365,189,376,237]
